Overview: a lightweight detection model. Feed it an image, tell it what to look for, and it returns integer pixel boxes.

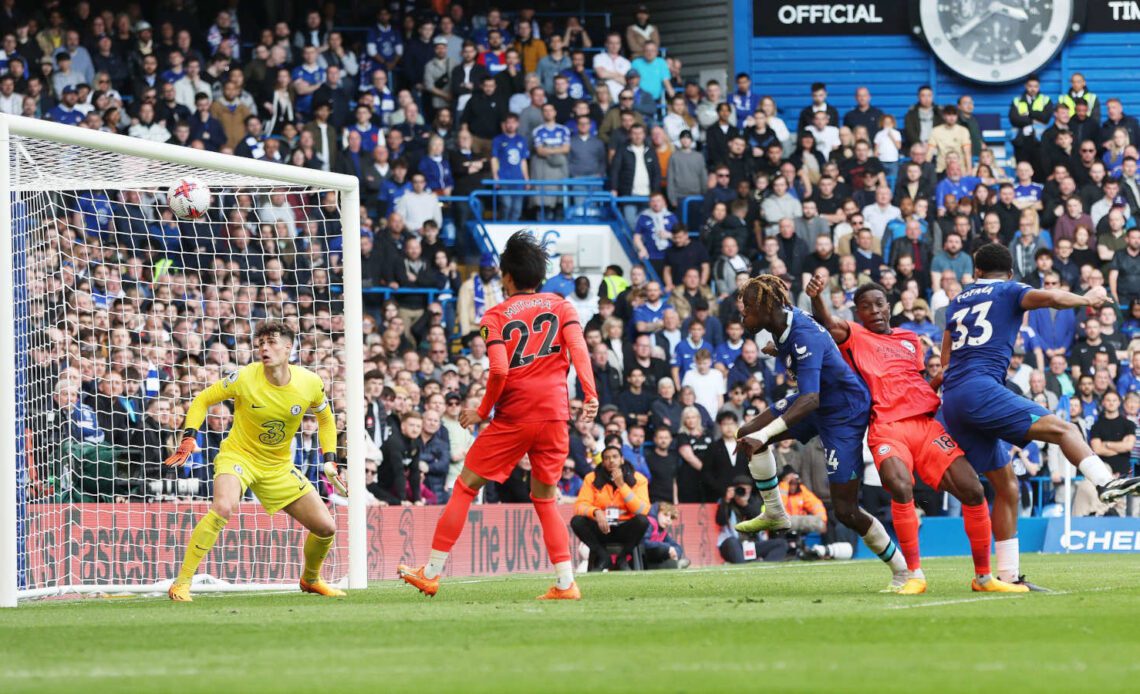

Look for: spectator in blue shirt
[930,232,973,285]
[45,85,83,125]
[729,73,758,129]
[673,319,712,383]
[630,41,672,103]
[934,155,981,215]
[188,92,226,151]
[632,192,679,278]
[541,254,577,297]
[491,113,529,220]
[418,135,454,193]
[1027,273,1078,362]
[1013,161,1044,210]
[1117,352,1140,396]
[633,281,672,335]
[291,46,326,119]
[714,320,746,369]
[622,425,650,478]
[365,8,403,79]
[379,159,412,218]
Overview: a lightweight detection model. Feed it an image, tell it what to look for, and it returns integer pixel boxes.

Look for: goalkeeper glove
[164,429,198,467]
[324,453,348,496]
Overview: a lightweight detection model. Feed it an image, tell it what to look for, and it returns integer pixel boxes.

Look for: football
[166,177,211,219]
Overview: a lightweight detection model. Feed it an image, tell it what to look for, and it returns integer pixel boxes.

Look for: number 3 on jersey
[949,300,993,350]
[503,312,561,368]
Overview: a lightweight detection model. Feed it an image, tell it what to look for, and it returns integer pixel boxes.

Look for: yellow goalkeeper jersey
[197,362,331,467]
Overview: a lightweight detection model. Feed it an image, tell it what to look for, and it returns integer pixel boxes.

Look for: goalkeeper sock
[890,500,921,571]
[426,479,477,578]
[175,510,227,586]
[962,502,994,577]
[749,449,787,518]
[531,494,573,589]
[302,532,335,583]
[1077,455,1113,487]
[861,516,907,576]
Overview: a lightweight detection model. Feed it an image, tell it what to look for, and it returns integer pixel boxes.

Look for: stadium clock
[909,0,1081,85]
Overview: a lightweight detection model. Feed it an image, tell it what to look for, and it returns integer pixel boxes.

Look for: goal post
[0,114,366,606]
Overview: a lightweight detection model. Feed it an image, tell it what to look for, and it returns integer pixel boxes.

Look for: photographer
[571,445,650,571]
[716,475,788,563]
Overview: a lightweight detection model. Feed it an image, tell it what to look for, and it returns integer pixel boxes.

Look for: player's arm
[311,383,348,495]
[1021,285,1109,311]
[562,302,599,420]
[929,330,952,392]
[805,270,850,344]
[739,345,823,446]
[164,379,230,466]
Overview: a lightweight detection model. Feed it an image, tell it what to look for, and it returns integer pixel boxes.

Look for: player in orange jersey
[805,272,1027,594]
[398,231,598,600]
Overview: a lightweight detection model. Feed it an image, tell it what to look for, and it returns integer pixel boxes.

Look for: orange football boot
[397,564,439,597]
[299,578,346,597]
[536,582,581,600]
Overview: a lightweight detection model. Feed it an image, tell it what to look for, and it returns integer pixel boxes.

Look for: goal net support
[0,115,366,606]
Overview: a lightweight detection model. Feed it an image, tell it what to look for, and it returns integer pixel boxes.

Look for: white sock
[862,517,908,575]
[424,549,449,579]
[995,538,1019,583]
[1078,455,1113,487]
[554,561,574,590]
[749,450,787,518]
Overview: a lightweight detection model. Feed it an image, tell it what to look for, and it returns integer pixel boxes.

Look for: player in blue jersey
[939,244,1140,590]
[733,275,911,591]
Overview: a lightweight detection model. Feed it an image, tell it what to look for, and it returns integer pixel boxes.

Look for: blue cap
[479,252,496,268]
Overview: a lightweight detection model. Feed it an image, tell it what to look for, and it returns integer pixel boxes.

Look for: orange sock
[530,494,571,564]
[891,500,921,571]
[431,479,477,553]
[962,502,993,576]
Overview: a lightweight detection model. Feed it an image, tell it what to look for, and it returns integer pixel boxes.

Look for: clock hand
[948,10,993,40]
[992,4,1029,21]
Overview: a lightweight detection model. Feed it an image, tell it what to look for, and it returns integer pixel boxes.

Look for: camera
[733,485,749,496]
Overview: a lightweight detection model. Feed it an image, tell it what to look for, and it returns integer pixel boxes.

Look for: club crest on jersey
[225,371,238,384]
[233,464,243,475]
[291,405,302,416]
[877,444,891,455]
[775,398,788,412]
[902,341,916,353]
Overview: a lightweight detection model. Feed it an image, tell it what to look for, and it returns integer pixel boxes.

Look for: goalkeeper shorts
[214,452,314,515]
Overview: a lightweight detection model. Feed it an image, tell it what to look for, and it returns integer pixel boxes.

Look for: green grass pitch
[3,554,1139,693]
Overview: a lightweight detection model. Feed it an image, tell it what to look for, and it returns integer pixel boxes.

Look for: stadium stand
[14,1,1140,572]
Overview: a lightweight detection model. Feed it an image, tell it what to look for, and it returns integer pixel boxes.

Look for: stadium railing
[362,288,457,336]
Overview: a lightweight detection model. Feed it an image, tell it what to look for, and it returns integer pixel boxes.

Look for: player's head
[254,320,295,366]
[498,230,548,295]
[852,282,891,334]
[973,243,1014,279]
[737,274,791,333]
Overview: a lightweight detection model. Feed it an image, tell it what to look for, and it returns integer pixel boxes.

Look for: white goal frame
[0,114,367,606]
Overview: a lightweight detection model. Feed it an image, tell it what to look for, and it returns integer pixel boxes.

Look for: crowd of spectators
[21,1,1140,576]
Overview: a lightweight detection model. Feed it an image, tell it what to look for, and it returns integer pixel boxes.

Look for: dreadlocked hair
[739,274,792,314]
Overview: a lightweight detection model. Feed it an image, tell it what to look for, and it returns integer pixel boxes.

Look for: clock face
[916,0,1074,84]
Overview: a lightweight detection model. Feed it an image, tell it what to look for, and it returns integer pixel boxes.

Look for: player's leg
[528,423,579,599]
[877,454,924,591]
[734,397,798,533]
[400,420,528,595]
[169,471,243,601]
[829,477,908,591]
[281,489,344,597]
[1026,414,1140,502]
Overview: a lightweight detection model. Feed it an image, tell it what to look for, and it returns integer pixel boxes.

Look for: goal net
[0,116,366,605]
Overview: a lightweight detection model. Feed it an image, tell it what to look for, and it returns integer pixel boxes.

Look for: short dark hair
[811,81,826,92]
[716,410,739,424]
[974,243,1013,275]
[852,282,887,306]
[254,320,296,344]
[498,230,548,291]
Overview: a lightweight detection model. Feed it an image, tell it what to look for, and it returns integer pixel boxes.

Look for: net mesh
[11,134,352,597]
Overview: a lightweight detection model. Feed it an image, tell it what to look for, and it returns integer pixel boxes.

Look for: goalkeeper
[165,321,345,601]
